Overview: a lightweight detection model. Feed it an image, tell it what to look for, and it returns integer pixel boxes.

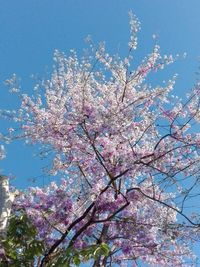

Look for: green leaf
[100,243,110,256]
[73,254,81,266]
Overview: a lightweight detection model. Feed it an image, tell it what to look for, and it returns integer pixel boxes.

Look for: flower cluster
[13,177,197,266]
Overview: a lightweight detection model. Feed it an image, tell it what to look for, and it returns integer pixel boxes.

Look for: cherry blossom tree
[1,12,200,266]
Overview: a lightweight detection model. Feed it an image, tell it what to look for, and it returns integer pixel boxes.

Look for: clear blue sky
[0,0,200,265]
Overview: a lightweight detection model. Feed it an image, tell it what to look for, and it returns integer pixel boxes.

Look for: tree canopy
[0,12,200,267]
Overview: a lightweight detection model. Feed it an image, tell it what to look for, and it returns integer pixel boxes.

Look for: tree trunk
[0,175,14,237]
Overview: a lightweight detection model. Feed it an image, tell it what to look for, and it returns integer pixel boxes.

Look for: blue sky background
[0,1,200,264]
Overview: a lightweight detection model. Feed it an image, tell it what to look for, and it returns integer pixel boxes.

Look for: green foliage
[47,243,110,267]
[0,210,110,267]
[0,210,44,267]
